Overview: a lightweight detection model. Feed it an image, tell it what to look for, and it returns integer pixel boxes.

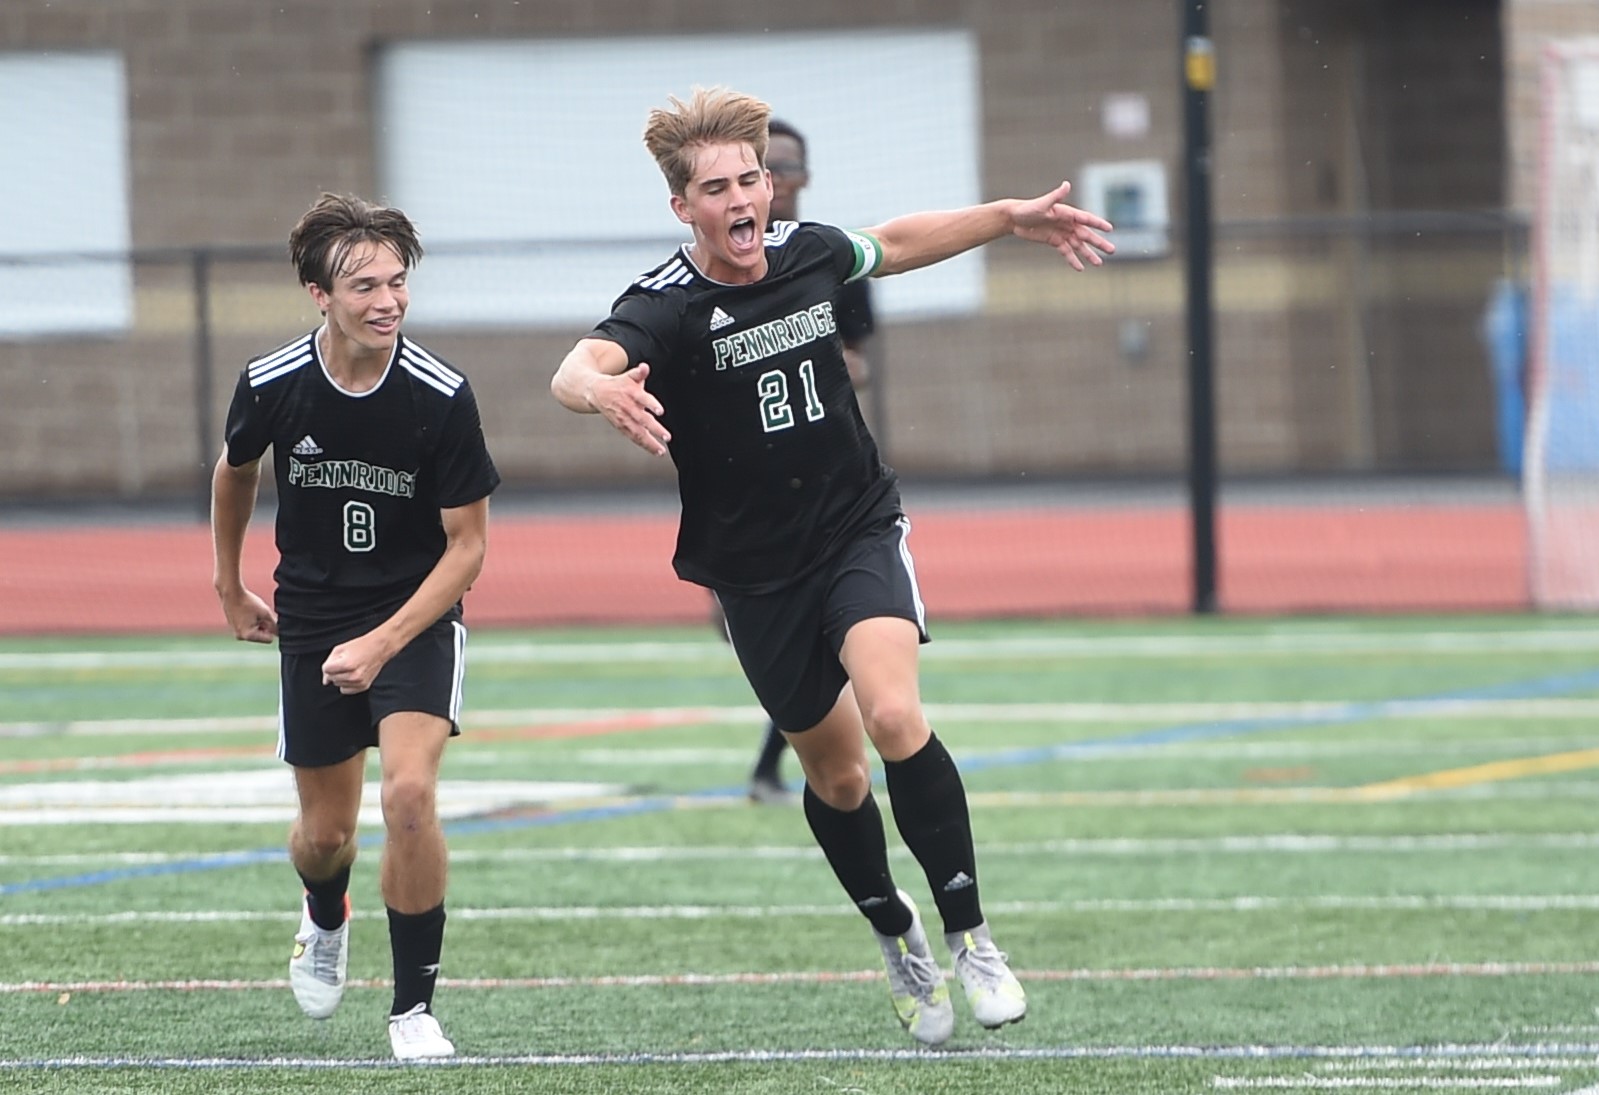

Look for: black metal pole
[1183,3,1219,614]
[191,248,215,521]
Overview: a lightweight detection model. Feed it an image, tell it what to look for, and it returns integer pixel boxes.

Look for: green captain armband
[843,230,884,282]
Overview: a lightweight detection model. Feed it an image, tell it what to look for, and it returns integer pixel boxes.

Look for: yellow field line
[1355,748,1599,800]
[962,750,1599,809]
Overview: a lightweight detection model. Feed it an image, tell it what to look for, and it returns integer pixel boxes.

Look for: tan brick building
[0,0,1592,499]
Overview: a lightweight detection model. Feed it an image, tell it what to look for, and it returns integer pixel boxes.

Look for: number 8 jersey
[590,221,901,594]
[222,330,500,652]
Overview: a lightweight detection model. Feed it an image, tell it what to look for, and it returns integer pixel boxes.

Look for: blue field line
[7,667,1599,898]
[953,667,1599,775]
[0,849,285,894]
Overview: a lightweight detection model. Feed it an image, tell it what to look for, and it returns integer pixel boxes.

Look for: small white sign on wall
[1101,93,1151,140]
[1077,159,1170,259]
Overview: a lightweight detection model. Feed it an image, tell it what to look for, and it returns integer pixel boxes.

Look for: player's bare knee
[296,825,355,862]
[858,697,928,755]
[807,761,873,809]
[380,773,438,830]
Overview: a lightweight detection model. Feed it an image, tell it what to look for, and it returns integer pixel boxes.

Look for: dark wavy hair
[288,193,423,291]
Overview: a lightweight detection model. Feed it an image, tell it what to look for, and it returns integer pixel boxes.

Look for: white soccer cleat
[873,889,955,1046]
[948,923,1027,1029]
[747,774,798,805]
[388,1002,457,1060]
[288,894,349,1020]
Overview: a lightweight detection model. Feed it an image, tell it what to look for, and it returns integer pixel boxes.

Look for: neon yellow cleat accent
[874,890,955,1046]
[950,926,1027,1029]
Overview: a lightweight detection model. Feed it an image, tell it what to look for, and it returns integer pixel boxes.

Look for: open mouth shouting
[729,215,760,253]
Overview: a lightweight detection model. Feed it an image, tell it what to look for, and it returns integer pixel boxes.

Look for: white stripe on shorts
[450,620,468,724]
[894,516,927,633]
[275,677,287,761]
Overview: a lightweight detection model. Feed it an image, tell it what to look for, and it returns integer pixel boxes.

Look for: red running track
[0,504,1528,637]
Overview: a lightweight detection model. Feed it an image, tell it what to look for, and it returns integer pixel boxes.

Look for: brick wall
[0,0,1512,497]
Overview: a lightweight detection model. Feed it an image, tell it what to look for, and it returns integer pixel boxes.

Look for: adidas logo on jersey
[709,306,736,331]
[291,435,323,456]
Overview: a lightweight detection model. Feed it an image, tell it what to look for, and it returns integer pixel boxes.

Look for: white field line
[8,831,1599,868]
[1518,1026,1599,1035]
[11,700,1599,741]
[7,958,1599,996]
[3,1044,1596,1071]
[0,770,622,827]
[12,628,1599,674]
[1319,1059,1599,1071]
[6,783,1599,827]
[960,783,1599,805]
[9,895,1599,928]
[1213,1079,1560,1089]
[6,782,1599,826]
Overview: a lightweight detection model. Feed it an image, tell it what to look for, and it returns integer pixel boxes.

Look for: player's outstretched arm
[867,181,1114,276]
[210,448,278,643]
[551,337,672,457]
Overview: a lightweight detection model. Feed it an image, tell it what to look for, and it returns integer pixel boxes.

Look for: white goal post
[1526,38,1599,609]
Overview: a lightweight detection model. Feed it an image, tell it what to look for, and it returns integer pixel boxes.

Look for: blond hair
[643,86,772,197]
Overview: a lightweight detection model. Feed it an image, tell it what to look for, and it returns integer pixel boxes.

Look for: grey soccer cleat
[873,889,955,1046]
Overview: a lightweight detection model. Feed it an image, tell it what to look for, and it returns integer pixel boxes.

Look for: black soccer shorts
[716,515,930,734]
[276,617,467,768]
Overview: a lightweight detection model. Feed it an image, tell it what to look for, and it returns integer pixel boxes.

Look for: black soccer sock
[388,903,446,1017]
[803,784,912,937]
[751,720,788,782]
[298,865,351,931]
[884,733,984,935]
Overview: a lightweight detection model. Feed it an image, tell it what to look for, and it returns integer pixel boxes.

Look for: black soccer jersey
[590,221,900,593]
[835,277,875,347]
[223,330,501,652]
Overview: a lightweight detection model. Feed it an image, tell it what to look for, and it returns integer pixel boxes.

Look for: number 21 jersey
[590,221,900,594]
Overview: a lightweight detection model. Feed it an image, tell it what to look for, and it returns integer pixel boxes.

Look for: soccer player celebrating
[732,115,878,806]
[211,193,500,1060]
[550,87,1112,1045]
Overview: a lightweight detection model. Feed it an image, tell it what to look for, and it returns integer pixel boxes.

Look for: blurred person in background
[550,86,1112,1045]
[730,116,878,806]
[210,192,500,1061]
[767,117,877,389]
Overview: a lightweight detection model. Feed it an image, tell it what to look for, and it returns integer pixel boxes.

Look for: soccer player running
[211,193,500,1060]
[551,87,1112,1045]
[735,116,878,806]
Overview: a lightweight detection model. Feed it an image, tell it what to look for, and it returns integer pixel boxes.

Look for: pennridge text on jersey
[288,457,416,498]
[712,301,838,371]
